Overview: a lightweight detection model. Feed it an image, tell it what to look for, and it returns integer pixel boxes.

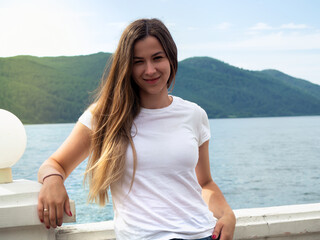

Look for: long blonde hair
[84,18,178,206]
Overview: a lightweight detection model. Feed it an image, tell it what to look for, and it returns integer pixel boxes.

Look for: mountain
[0,53,111,123]
[174,57,320,118]
[0,54,319,124]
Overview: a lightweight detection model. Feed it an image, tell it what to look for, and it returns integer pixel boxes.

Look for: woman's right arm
[37,121,92,229]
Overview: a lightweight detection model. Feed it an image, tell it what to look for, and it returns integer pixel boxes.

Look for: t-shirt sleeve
[78,109,93,130]
[198,107,211,146]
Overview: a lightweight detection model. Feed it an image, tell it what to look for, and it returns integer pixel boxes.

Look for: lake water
[12,116,320,224]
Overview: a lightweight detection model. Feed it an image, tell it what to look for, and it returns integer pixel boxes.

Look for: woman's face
[132,36,171,102]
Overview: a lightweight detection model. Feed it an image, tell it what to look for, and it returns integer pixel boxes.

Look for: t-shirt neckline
[140,95,176,114]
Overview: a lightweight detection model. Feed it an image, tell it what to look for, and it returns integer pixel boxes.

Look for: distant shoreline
[22,114,320,125]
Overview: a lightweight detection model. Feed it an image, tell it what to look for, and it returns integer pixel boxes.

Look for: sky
[1,0,320,85]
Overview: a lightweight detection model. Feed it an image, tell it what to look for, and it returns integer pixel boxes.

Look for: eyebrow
[133,51,164,59]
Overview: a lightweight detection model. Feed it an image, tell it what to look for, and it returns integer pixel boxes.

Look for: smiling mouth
[144,77,160,83]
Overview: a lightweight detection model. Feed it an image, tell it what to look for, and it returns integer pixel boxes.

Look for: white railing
[55,203,320,240]
[1,179,320,240]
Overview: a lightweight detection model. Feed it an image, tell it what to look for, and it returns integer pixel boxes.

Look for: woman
[37,18,236,240]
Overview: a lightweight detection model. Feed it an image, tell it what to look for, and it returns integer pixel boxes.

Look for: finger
[37,200,44,223]
[49,204,57,228]
[43,205,50,229]
[212,221,223,239]
[64,196,72,217]
[56,202,64,227]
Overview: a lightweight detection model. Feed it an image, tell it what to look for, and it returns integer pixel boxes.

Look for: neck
[139,94,172,109]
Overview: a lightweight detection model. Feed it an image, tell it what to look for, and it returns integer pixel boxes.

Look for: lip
[144,76,160,84]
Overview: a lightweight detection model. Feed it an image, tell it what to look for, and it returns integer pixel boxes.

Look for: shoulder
[172,96,206,115]
[172,96,211,144]
[88,103,98,114]
[78,103,98,130]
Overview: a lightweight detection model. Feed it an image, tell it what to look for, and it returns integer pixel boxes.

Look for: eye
[133,60,143,64]
[154,56,163,61]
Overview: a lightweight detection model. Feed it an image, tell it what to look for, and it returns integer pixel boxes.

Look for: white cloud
[179,31,320,52]
[250,22,273,30]
[165,22,177,28]
[249,22,311,31]
[280,23,310,29]
[233,32,320,50]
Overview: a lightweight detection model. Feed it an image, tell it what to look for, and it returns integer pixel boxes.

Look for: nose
[145,61,156,76]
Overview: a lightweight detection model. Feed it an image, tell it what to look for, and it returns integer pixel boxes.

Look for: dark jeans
[171,236,214,240]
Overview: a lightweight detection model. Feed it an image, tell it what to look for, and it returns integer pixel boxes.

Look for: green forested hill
[0,53,319,123]
[0,53,110,123]
[174,57,320,118]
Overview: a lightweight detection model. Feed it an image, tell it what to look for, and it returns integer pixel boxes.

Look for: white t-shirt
[78,96,217,240]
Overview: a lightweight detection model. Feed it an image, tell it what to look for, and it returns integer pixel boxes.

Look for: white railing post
[233,203,320,239]
[0,110,76,240]
[0,179,76,240]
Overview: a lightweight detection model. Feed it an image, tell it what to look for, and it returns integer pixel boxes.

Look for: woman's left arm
[195,140,236,240]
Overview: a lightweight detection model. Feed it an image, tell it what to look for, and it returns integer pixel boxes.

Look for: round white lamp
[0,109,27,184]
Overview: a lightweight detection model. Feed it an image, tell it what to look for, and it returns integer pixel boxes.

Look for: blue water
[12,116,320,224]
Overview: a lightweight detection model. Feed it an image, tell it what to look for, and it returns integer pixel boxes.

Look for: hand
[37,175,72,229]
[212,211,236,240]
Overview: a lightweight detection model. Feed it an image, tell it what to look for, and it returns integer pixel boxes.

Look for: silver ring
[43,208,49,215]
